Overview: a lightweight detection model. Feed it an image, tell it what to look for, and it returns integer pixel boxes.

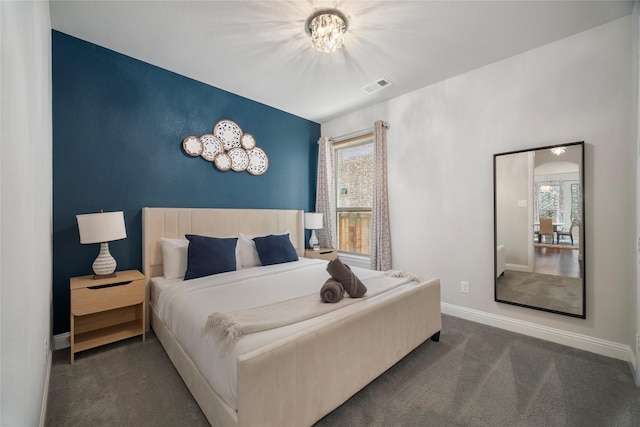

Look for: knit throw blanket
[203,270,421,355]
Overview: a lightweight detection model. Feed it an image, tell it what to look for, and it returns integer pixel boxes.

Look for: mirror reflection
[494,142,585,318]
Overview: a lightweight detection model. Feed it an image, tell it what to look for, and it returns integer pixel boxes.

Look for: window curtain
[534,184,539,224]
[315,136,336,249]
[558,183,565,223]
[371,120,391,270]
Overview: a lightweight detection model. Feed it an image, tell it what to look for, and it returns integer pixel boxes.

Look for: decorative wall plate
[241,133,256,150]
[246,147,269,175]
[199,134,224,162]
[228,147,249,172]
[213,120,243,151]
[183,136,203,156]
[213,152,232,171]
[183,120,267,176]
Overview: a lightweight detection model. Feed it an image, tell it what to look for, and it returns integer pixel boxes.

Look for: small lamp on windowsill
[304,212,323,251]
[76,210,127,279]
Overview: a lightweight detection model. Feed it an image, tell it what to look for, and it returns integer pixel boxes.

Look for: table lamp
[304,212,323,250]
[76,210,127,279]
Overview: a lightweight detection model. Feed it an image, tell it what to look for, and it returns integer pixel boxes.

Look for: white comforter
[152,258,420,410]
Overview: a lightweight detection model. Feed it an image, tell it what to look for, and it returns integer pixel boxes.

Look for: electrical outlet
[461,281,470,294]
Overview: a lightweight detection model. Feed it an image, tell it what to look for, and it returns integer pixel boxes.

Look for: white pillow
[161,236,241,278]
[238,233,261,268]
[160,238,189,279]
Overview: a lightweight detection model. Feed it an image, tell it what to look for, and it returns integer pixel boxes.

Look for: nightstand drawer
[71,279,145,316]
[305,248,337,261]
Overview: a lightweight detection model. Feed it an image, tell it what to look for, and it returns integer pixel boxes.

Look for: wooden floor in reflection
[534,246,582,278]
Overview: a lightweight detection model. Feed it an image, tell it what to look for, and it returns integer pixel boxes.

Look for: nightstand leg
[70,314,75,364]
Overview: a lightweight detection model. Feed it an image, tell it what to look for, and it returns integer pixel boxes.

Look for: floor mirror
[494,141,585,318]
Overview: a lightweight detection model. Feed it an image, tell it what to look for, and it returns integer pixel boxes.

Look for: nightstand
[304,248,337,261]
[70,269,146,364]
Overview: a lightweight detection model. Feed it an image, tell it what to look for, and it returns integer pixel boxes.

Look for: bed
[142,207,441,427]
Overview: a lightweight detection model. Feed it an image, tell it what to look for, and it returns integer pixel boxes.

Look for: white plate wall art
[246,147,269,176]
[241,133,256,150]
[214,152,232,171]
[183,135,203,156]
[228,147,249,172]
[200,134,224,162]
[182,119,268,176]
[213,120,243,151]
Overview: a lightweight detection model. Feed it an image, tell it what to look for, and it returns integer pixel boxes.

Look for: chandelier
[305,9,348,53]
[550,146,566,156]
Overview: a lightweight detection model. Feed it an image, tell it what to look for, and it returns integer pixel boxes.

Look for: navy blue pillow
[253,234,298,266]
[184,234,238,280]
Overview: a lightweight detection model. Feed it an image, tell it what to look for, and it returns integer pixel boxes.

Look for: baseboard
[54,332,70,350]
[636,334,640,387]
[505,263,529,272]
[632,358,640,387]
[54,304,638,382]
[39,348,52,427]
[441,303,636,369]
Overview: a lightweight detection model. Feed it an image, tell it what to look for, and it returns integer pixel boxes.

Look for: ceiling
[49,1,634,123]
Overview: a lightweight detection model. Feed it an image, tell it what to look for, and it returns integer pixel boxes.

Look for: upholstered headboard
[141,207,304,332]
[142,207,305,284]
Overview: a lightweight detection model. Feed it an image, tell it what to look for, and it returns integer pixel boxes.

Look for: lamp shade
[77,211,127,244]
[304,213,323,230]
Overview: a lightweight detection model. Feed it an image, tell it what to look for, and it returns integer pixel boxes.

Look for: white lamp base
[309,230,319,250]
[92,242,117,279]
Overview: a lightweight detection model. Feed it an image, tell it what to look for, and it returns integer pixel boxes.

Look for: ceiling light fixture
[550,147,566,156]
[305,9,348,53]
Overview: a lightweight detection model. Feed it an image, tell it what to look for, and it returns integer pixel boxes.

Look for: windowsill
[337,252,370,269]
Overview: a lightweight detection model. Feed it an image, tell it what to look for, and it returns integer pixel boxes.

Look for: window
[536,179,580,232]
[537,182,559,220]
[334,135,373,255]
[570,183,581,223]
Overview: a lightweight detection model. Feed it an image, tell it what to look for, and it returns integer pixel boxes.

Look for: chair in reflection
[538,218,555,244]
[557,218,578,245]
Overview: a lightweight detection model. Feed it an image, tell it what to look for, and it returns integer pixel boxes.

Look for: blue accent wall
[52,31,319,335]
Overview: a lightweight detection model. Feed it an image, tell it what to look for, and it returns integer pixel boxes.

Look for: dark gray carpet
[496,270,583,316]
[46,331,208,427]
[46,315,640,427]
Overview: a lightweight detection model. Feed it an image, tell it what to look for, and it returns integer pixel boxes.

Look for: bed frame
[142,207,441,427]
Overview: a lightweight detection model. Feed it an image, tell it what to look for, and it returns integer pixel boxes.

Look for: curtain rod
[329,127,374,143]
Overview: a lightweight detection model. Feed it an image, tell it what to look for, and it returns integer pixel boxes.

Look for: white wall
[323,17,636,361]
[0,1,53,425]
[495,152,530,271]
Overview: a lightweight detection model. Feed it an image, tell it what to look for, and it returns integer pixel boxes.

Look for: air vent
[361,78,392,95]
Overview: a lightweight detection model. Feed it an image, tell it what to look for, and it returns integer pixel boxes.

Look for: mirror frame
[494,141,585,318]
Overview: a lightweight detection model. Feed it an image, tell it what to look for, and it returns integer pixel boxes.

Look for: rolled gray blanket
[326,258,367,298]
[320,278,345,303]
